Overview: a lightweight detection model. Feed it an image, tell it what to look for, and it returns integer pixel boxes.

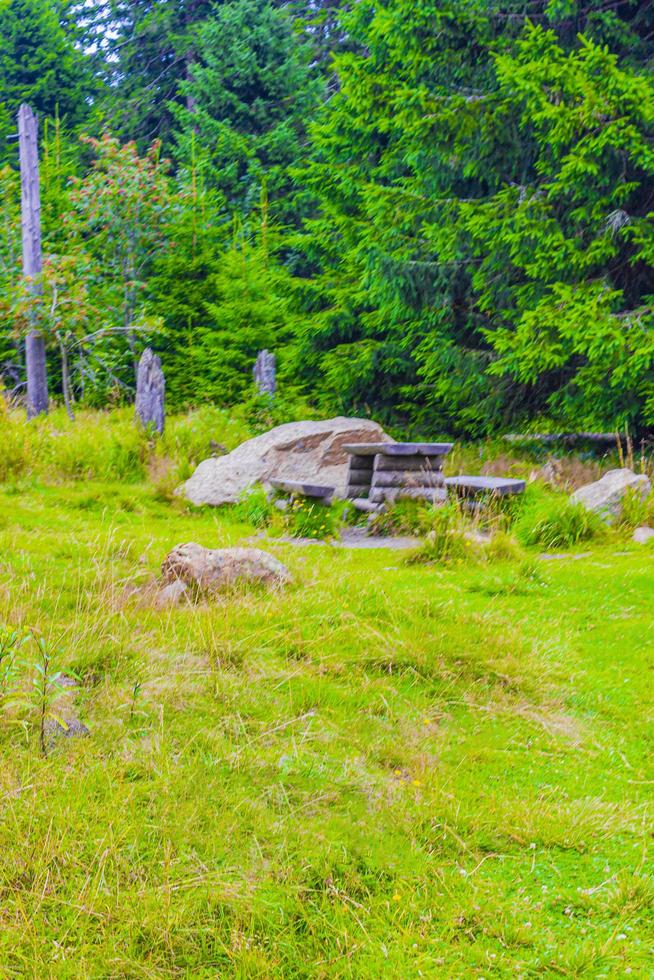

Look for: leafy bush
[369,498,460,537]
[233,485,275,528]
[404,504,472,565]
[283,497,344,540]
[514,496,605,550]
[617,488,654,531]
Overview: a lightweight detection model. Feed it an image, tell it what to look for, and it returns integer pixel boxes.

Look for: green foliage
[514,495,605,549]
[0,625,26,715]
[0,406,252,485]
[89,0,216,145]
[192,231,302,405]
[368,499,444,538]
[404,503,473,565]
[283,496,343,540]
[617,487,654,530]
[296,0,654,433]
[27,632,69,755]
[233,485,275,529]
[174,0,322,221]
[0,0,94,161]
[1,0,654,436]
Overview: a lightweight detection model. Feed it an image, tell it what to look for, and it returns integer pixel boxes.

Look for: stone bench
[444,476,526,497]
[269,478,335,502]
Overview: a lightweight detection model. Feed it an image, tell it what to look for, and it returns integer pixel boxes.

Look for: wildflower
[412,779,422,787]
[392,893,401,902]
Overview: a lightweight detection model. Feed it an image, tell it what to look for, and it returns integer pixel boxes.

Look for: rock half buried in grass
[571,468,651,523]
[161,542,292,597]
[180,417,392,506]
[44,717,90,752]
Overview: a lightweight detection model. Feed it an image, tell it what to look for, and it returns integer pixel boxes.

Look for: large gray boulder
[161,543,291,595]
[571,468,651,522]
[180,416,391,506]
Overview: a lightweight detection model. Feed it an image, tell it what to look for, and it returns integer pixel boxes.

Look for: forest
[2,0,654,435]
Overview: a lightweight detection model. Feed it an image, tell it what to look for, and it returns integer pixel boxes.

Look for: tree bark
[18,103,48,418]
[135,347,165,434]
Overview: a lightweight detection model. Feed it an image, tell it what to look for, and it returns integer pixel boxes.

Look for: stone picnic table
[269,443,526,510]
[343,442,453,505]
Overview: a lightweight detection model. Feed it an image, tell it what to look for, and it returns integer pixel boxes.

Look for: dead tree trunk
[18,104,48,419]
[135,348,165,434]
[253,350,276,396]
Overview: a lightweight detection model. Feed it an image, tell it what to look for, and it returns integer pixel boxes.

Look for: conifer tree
[87,0,216,145]
[174,0,322,222]
[0,0,93,159]
[297,0,654,433]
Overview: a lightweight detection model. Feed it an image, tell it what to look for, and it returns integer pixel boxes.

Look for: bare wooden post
[18,103,48,419]
[135,347,165,434]
[253,349,276,396]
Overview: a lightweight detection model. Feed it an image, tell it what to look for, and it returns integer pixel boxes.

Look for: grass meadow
[0,409,652,976]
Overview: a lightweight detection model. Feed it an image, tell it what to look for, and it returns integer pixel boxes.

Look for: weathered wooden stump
[18,104,49,419]
[135,347,165,434]
[254,350,276,396]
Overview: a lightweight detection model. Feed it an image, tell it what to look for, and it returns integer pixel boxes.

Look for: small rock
[530,459,563,487]
[44,716,89,749]
[632,526,654,544]
[154,579,189,608]
[571,468,651,523]
[161,542,292,594]
[464,529,492,546]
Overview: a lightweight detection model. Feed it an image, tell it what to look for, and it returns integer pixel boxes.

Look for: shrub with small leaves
[27,633,71,756]
[233,484,275,528]
[514,496,605,550]
[404,504,472,565]
[0,626,27,717]
[284,497,344,540]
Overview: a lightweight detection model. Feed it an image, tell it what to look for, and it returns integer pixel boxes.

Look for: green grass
[0,472,652,977]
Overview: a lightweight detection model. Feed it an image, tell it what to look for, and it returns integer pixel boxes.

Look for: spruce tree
[297,0,654,433]
[88,0,216,145]
[0,0,93,158]
[174,0,322,222]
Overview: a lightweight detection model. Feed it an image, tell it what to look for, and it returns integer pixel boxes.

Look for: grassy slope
[0,481,652,977]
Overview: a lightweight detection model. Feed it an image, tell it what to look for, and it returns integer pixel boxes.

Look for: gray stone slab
[373,454,444,473]
[371,471,444,489]
[270,478,334,500]
[444,476,525,496]
[343,442,453,457]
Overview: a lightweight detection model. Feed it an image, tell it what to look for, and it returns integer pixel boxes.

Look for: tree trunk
[57,333,74,421]
[18,103,48,419]
[253,350,276,396]
[135,348,165,434]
